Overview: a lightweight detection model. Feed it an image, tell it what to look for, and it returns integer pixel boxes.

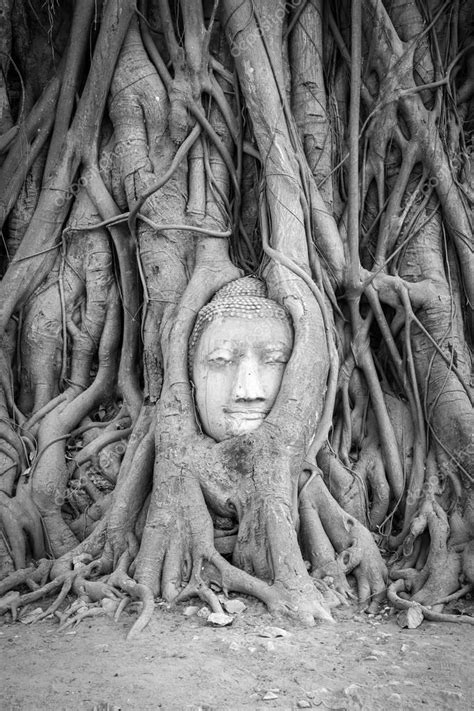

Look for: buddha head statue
[189,276,293,442]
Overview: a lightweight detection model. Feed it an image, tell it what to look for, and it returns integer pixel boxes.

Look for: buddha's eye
[264,352,289,365]
[208,356,233,366]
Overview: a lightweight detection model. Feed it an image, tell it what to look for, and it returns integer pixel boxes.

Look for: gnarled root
[0,482,46,569]
[388,579,474,626]
[0,557,99,622]
[317,444,368,526]
[231,490,334,624]
[106,540,155,640]
[299,470,387,612]
[391,498,463,608]
[132,456,334,636]
[0,558,52,597]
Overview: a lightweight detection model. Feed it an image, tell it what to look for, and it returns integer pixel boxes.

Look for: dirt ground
[1,594,472,711]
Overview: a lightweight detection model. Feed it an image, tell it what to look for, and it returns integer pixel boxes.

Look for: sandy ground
[1,596,472,710]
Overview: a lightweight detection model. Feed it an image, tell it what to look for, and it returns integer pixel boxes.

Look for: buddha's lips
[224,409,268,419]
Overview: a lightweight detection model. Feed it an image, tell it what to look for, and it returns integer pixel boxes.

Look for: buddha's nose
[233,357,265,401]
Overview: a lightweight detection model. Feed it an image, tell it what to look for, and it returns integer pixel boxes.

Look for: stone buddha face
[190,277,293,442]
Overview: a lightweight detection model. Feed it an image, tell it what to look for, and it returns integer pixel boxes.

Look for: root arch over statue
[0,0,473,635]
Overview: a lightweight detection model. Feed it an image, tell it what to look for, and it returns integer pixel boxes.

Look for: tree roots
[0,0,473,638]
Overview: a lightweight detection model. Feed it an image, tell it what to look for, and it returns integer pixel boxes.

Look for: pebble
[207,612,233,626]
[222,599,246,614]
[183,606,200,617]
[388,693,402,704]
[297,700,311,708]
[263,692,279,700]
[19,607,43,624]
[397,607,423,629]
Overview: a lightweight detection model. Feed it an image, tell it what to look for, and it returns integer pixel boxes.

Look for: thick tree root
[0,487,46,569]
[299,472,387,612]
[105,546,155,639]
[57,602,106,632]
[1,576,66,620]
[392,498,464,606]
[0,557,105,621]
[112,576,154,640]
[0,558,52,596]
[432,584,473,606]
[388,579,474,625]
[18,578,74,625]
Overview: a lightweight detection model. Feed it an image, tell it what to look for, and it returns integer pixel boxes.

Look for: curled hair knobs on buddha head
[189,276,291,367]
